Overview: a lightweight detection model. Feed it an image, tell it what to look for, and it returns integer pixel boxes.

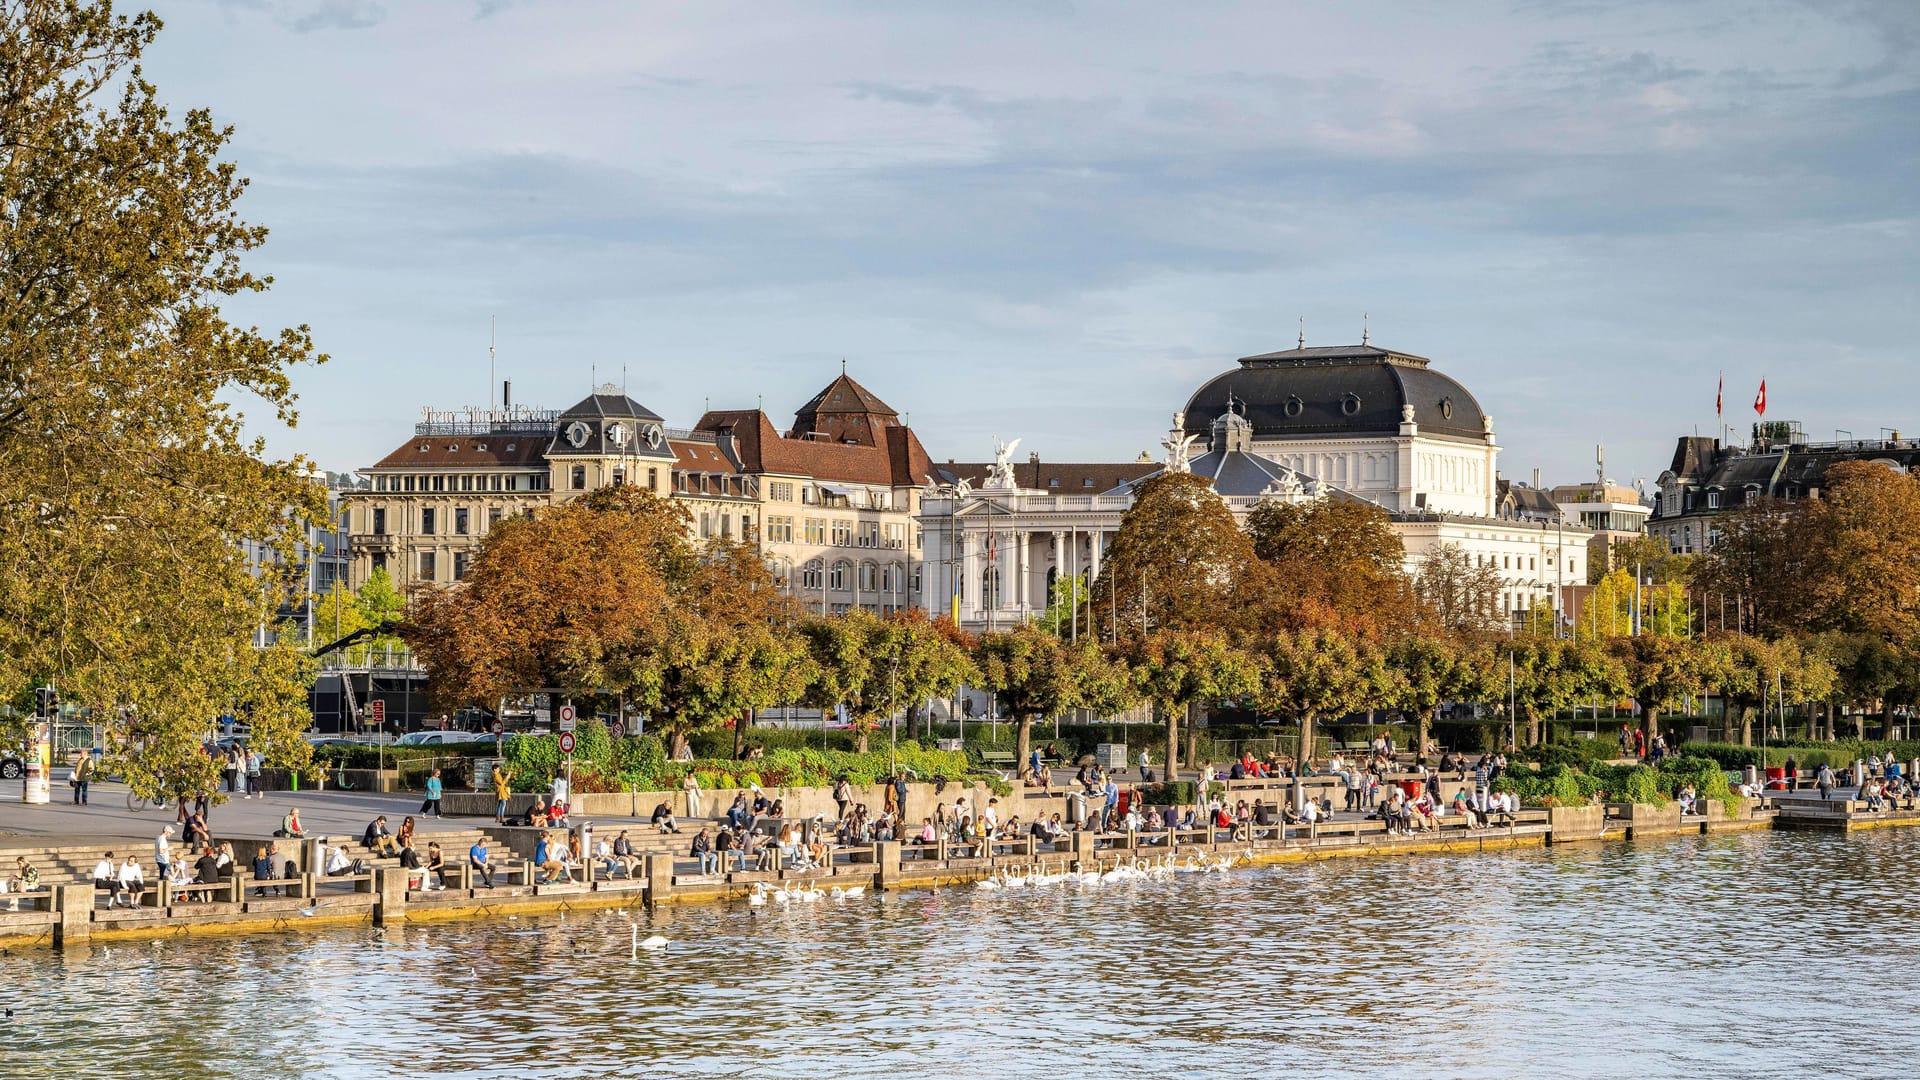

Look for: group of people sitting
[1861,775,1919,812]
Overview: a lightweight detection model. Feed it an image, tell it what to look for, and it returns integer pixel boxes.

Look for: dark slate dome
[1181,344,1489,442]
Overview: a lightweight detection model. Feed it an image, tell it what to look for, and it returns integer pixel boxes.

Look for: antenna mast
[489,316,497,412]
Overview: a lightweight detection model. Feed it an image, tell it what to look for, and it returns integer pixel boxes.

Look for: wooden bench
[979,752,1016,771]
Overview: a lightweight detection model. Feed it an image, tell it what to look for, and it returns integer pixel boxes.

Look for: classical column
[1090,530,1105,581]
[961,526,980,620]
[1017,530,1031,614]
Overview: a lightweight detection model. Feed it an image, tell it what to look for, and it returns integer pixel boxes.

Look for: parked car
[393,730,487,747]
[0,751,22,780]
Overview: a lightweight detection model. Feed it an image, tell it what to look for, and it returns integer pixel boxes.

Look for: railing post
[875,840,901,891]
[643,855,673,909]
[53,884,92,946]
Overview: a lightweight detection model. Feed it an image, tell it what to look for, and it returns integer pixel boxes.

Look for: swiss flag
[1716,373,1723,417]
[1754,380,1767,417]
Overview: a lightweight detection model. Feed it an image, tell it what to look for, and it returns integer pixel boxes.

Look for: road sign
[558,731,575,755]
[558,704,576,733]
[609,720,625,739]
[491,718,504,736]
[369,700,386,726]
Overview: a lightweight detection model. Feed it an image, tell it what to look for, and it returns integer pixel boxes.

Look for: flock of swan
[747,881,868,906]
[974,852,1242,891]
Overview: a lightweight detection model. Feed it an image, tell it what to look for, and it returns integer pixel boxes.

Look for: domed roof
[1181,344,1490,442]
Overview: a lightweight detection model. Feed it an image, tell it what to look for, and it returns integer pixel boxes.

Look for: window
[371,508,386,536]
[453,552,470,581]
[831,520,852,546]
[432,475,444,492]
[1707,491,1721,509]
[1049,478,1060,488]
[421,508,436,536]
[801,562,823,589]
[1082,478,1094,488]
[860,563,877,591]
[371,552,387,572]
[767,516,794,543]
[860,522,881,547]
[489,475,501,492]
[805,518,827,545]
[700,513,711,538]
[571,465,587,491]
[771,481,794,501]
[403,475,416,492]
[375,476,388,492]
[455,508,470,535]
[612,467,626,487]
[720,513,733,539]
[829,562,848,591]
[886,523,904,548]
[489,508,503,529]
[461,475,473,492]
[981,566,1001,608]
[648,468,658,491]
[419,551,437,581]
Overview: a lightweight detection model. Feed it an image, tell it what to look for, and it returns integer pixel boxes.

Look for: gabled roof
[792,373,897,420]
[693,407,937,487]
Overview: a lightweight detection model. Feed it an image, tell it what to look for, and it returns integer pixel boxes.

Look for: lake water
[14,828,1915,1079]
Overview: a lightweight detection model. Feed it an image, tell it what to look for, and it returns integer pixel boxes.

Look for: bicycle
[127,790,157,813]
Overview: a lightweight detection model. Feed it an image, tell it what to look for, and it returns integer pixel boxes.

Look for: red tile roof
[371,435,550,469]
[693,409,937,487]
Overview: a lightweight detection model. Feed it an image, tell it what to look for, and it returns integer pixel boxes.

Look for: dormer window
[1049,478,1060,488]
[1082,478,1094,488]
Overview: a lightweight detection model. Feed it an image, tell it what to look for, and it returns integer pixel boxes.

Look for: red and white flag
[1754,379,1767,417]
[1716,372,1723,417]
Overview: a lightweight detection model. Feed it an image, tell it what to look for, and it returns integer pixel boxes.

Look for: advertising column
[22,721,51,804]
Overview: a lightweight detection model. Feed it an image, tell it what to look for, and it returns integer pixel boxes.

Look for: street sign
[369,700,386,726]
[609,720,625,739]
[491,718,504,736]
[558,704,576,733]
[558,731,575,755]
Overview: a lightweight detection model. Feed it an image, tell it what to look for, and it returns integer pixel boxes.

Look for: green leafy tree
[0,4,328,796]
[802,609,973,753]
[1387,635,1475,757]
[1119,629,1257,778]
[972,624,1085,770]
[1610,635,1723,747]
[1252,628,1379,763]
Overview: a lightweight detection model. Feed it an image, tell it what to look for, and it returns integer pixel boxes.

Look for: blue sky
[157,0,1918,488]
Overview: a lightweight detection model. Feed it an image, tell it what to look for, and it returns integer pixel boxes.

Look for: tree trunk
[905,702,924,742]
[733,707,752,759]
[1164,701,1179,790]
[1642,706,1661,752]
[1721,698,1737,744]
[855,727,870,754]
[1183,702,1199,775]
[1418,707,1434,763]
[1016,713,1033,777]
[1525,709,1541,747]
[1299,713,1317,765]
[1738,705,1753,747]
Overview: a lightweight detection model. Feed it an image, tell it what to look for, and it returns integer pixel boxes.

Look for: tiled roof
[693,408,937,487]
[370,435,550,469]
[558,391,664,422]
[670,438,741,474]
[792,374,897,420]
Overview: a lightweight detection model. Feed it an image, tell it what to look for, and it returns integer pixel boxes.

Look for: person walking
[1138,748,1153,784]
[421,768,444,817]
[1816,763,1835,801]
[244,747,262,799]
[833,777,852,823]
[223,746,240,793]
[71,753,94,805]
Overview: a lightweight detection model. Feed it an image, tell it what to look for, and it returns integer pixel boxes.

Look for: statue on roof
[1264,468,1305,501]
[1161,431,1200,475]
[986,437,1021,490]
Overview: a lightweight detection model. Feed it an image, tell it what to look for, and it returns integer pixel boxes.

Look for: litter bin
[1399,780,1423,800]
[1765,766,1787,791]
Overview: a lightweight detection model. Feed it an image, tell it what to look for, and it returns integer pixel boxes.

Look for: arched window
[830,562,848,591]
[801,561,823,590]
[982,566,1001,609]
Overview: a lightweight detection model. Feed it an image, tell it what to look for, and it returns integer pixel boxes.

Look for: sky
[150,0,1919,488]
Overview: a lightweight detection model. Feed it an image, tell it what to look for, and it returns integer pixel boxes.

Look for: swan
[639,935,668,951]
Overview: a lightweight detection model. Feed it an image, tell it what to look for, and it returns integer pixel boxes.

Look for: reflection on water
[15,829,1917,1079]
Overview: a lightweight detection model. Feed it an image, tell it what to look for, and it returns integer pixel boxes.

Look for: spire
[841,357,847,376]
[1362,311,1370,346]
[1297,316,1305,350]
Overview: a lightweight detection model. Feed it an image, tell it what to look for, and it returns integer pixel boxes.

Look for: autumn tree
[1578,568,1693,640]
[1412,543,1507,637]
[0,4,330,796]
[1245,496,1417,638]
[408,486,691,710]
[1810,461,1920,641]
[1091,472,1272,642]
[1252,628,1380,763]
[1609,634,1726,746]
[1387,634,1480,757]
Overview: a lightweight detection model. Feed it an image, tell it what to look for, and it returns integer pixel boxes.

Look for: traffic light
[35,686,56,718]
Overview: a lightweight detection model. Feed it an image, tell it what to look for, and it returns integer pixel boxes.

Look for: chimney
[503,380,512,410]
[1532,467,1541,488]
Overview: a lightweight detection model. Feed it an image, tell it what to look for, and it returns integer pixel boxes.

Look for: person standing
[1138,748,1153,784]
[833,777,852,822]
[1817,763,1835,801]
[244,747,262,799]
[421,768,444,817]
[492,764,514,825]
[893,773,908,820]
[684,772,704,819]
[1784,755,1799,792]
[154,826,175,883]
[71,753,94,805]
[222,747,240,793]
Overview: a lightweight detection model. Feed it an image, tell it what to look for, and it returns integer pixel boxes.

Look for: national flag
[1754,379,1767,417]
[1716,372,1723,417]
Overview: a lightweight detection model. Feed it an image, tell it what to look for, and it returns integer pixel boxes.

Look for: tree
[1811,461,1920,641]
[1252,628,1378,763]
[0,4,329,796]
[1387,634,1475,757]
[1245,497,1416,638]
[1091,472,1271,642]
[1498,636,1599,746]
[407,486,691,709]
[802,609,973,753]
[1599,534,1696,587]
[1609,635,1725,746]
[1119,629,1257,778]
[227,625,318,783]
[1411,543,1507,637]
[972,624,1086,770]
[1032,574,1092,639]
[1578,568,1693,640]
[1691,499,1827,637]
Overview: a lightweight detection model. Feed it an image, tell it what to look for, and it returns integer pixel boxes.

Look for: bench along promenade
[0,764,1901,950]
